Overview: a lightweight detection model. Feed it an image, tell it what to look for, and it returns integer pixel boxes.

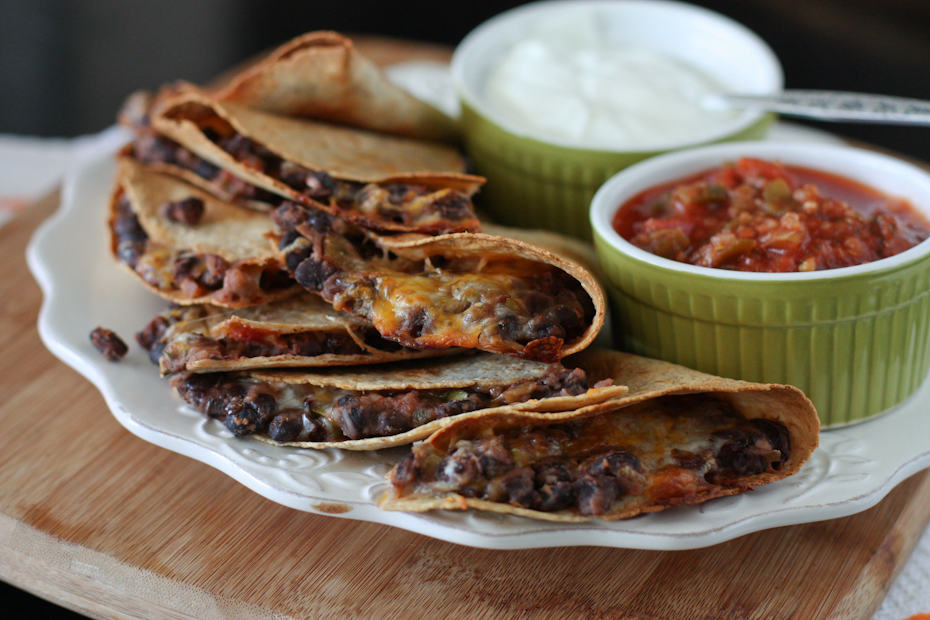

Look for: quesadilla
[138,86,482,234]
[276,202,606,362]
[381,349,819,521]
[109,157,297,308]
[210,31,458,141]
[138,293,450,375]
[170,354,628,450]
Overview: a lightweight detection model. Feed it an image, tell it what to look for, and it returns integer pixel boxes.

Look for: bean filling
[390,395,791,516]
[112,194,294,304]
[130,127,478,233]
[171,365,592,442]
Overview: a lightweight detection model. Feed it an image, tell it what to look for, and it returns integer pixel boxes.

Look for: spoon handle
[721,90,930,126]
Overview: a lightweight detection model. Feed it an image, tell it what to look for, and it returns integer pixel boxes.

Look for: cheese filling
[277,204,592,362]
[390,394,791,516]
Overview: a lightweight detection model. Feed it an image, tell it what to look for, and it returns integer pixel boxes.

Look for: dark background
[1,0,929,159]
[1,0,929,615]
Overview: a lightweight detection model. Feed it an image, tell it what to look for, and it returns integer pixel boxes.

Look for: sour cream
[482,18,740,150]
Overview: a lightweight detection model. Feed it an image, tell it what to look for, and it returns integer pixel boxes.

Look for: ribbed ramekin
[452,0,782,240]
[591,141,930,426]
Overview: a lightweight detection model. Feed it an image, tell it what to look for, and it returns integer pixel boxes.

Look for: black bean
[525,316,565,341]
[172,254,202,283]
[496,314,521,342]
[284,243,312,272]
[117,242,144,268]
[201,255,228,289]
[711,427,772,479]
[90,327,128,361]
[133,133,178,165]
[580,450,641,478]
[400,307,431,339]
[475,436,513,478]
[574,475,619,515]
[502,467,540,508]
[437,451,480,488]
[272,202,310,232]
[557,368,589,396]
[246,391,278,421]
[434,192,471,220]
[160,197,205,225]
[392,452,418,486]
[223,394,275,437]
[194,159,220,180]
[304,208,334,234]
[268,410,303,442]
[750,418,791,466]
[304,171,338,200]
[113,210,148,243]
[294,257,338,291]
[714,442,771,477]
[534,461,575,512]
[136,315,168,351]
[543,304,582,335]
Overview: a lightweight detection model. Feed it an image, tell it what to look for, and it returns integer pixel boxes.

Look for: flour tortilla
[156,293,450,375]
[109,157,297,307]
[358,231,607,361]
[217,353,629,450]
[210,31,458,140]
[148,85,482,232]
[380,349,820,521]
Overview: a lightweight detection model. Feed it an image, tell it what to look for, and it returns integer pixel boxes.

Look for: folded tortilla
[109,157,298,308]
[169,353,629,450]
[139,293,451,375]
[276,203,607,362]
[142,85,482,234]
[381,349,820,522]
[210,31,458,141]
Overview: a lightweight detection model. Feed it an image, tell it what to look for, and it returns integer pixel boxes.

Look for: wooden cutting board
[3,38,930,619]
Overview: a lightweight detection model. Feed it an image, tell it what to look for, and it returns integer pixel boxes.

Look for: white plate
[26,126,930,550]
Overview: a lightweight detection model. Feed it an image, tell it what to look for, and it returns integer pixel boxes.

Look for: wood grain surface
[3,37,930,620]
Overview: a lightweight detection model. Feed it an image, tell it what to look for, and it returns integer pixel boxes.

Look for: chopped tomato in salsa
[613,158,930,272]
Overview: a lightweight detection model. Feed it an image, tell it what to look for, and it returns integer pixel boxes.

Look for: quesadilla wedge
[276,203,606,362]
[170,354,628,450]
[210,31,458,141]
[141,86,482,234]
[109,158,297,307]
[138,293,452,375]
[381,349,819,521]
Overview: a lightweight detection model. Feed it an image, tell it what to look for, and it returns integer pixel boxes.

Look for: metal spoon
[705,90,930,126]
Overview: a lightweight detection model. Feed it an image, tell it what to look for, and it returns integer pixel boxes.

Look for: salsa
[612,158,930,272]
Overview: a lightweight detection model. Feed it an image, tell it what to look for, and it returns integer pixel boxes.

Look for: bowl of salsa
[590,141,930,426]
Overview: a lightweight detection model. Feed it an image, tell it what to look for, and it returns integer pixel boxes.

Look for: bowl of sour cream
[451,0,783,239]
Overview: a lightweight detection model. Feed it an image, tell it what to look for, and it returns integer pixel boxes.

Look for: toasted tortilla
[147,85,482,233]
[109,158,298,307]
[380,349,820,521]
[210,31,458,141]
[280,216,607,361]
[147,293,451,375]
[480,222,603,281]
[170,353,629,450]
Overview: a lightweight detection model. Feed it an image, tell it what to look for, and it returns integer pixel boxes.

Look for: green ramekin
[452,0,784,241]
[590,141,930,427]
